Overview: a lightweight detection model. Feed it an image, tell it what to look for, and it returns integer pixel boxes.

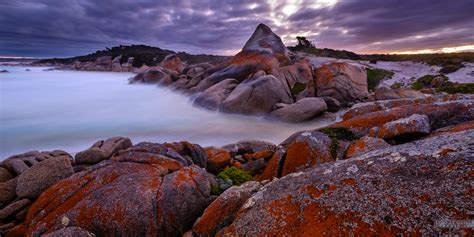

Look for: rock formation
[126,23,370,122]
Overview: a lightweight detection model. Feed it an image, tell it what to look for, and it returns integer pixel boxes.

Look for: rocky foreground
[0,92,473,236]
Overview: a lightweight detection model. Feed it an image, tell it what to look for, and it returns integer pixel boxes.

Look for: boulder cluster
[1,93,472,236]
[129,24,370,122]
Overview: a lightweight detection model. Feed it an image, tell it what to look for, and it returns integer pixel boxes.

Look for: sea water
[0,66,334,158]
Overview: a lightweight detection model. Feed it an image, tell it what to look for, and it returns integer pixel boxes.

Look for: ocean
[0,66,333,159]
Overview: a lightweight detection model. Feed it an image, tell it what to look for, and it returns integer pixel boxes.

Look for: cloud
[0,0,473,57]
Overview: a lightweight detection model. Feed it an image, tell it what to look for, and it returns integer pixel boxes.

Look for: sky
[0,0,473,58]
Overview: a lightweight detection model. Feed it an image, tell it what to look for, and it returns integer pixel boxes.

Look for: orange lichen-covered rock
[222,129,474,236]
[258,130,332,180]
[189,23,295,110]
[190,23,288,93]
[160,54,185,74]
[345,136,390,159]
[315,62,368,105]
[241,23,290,65]
[430,119,474,136]
[192,181,261,237]
[155,166,216,235]
[243,150,274,161]
[372,114,431,141]
[204,147,231,174]
[342,94,472,121]
[25,145,215,237]
[4,224,26,237]
[332,100,474,136]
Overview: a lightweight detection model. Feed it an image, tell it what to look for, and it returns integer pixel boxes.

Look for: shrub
[411,75,448,90]
[319,127,358,141]
[391,82,403,89]
[439,63,464,74]
[366,68,394,91]
[319,127,359,160]
[437,83,474,94]
[217,167,254,186]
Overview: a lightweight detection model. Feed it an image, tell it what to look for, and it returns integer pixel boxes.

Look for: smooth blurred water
[0,66,334,159]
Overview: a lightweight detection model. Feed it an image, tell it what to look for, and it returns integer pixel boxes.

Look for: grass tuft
[366,68,394,91]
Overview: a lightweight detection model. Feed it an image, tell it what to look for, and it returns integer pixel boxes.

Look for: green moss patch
[217,167,254,186]
[366,68,394,91]
[210,183,222,196]
[291,82,306,97]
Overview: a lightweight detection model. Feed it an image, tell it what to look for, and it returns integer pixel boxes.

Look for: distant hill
[35,45,227,67]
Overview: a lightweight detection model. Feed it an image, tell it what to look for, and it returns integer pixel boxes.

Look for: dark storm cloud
[287,0,474,53]
[0,0,473,57]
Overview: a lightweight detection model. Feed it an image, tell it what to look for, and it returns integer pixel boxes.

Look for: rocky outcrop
[16,156,74,199]
[371,114,431,142]
[160,54,185,74]
[130,67,175,84]
[0,167,13,182]
[273,60,315,100]
[75,136,132,165]
[220,75,293,114]
[124,23,371,122]
[2,150,72,176]
[204,147,231,174]
[41,227,95,237]
[192,181,262,236]
[222,140,276,156]
[0,150,76,236]
[0,199,31,221]
[333,98,474,136]
[0,178,17,204]
[342,94,472,121]
[345,136,390,158]
[268,97,327,122]
[315,62,368,105]
[259,130,333,180]
[25,142,215,237]
[221,129,474,236]
[375,87,425,100]
[242,24,289,65]
[193,79,239,110]
[322,96,341,112]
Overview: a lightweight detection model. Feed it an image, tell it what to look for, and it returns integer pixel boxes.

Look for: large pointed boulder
[242,23,290,65]
[190,24,290,92]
